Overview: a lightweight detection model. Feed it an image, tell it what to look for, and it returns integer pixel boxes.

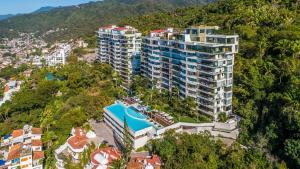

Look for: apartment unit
[97,25,142,86]
[141,26,239,120]
[0,125,44,169]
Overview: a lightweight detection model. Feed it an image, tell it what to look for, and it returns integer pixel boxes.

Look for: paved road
[89,120,117,147]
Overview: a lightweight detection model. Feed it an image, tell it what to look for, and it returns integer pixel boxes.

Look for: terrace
[117,98,175,128]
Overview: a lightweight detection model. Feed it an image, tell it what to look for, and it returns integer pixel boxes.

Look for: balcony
[198,94,214,102]
[197,101,215,110]
[187,79,198,86]
[198,87,215,95]
[199,74,215,81]
[198,80,216,89]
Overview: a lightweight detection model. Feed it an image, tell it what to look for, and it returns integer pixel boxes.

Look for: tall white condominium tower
[141,26,239,120]
[97,25,142,86]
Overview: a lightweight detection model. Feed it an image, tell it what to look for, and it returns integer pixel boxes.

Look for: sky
[0,0,99,15]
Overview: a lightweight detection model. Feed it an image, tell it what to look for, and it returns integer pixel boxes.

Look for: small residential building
[127,155,162,169]
[55,128,99,169]
[85,147,121,169]
[96,25,142,86]
[0,125,44,169]
[11,125,42,145]
[0,80,22,107]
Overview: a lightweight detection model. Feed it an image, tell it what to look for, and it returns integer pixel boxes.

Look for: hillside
[0,14,14,21]
[0,0,213,42]
[123,0,300,168]
[33,6,56,13]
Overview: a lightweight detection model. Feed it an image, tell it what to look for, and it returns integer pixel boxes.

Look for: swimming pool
[105,103,153,132]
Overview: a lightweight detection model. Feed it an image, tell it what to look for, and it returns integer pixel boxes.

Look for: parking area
[89,120,117,147]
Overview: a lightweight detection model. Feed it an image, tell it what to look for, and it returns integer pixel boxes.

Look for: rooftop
[150,29,165,33]
[127,155,162,169]
[31,139,42,147]
[90,147,121,166]
[67,128,88,150]
[31,128,42,135]
[11,127,42,138]
[7,144,22,161]
[12,129,23,138]
[33,151,44,160]
[99,25,140,34]
[114,27,127,31]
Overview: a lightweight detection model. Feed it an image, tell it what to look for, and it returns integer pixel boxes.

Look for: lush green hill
[123,0,300,168]
[0,0,213,42]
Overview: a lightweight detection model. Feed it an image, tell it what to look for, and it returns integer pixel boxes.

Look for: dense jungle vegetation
[0,56,127,167]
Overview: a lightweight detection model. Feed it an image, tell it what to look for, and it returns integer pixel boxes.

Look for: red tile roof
[74,127,85,136]
[68,128,87,150]
[151,29,165,33]
[4,85,9,92]
[32,139,42,147]
[91,147,121,167]
[127,155,162,169]
[68,135,88,150]
[114,27,126,31]
[33,151,44,160]
[12,129,23,138]
[7,144,22,161]
[32,128,42,135]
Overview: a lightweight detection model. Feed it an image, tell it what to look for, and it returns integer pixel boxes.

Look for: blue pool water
[106,103,153,132]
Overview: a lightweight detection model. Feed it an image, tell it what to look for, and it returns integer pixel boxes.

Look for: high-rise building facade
[141,26,239,120]
[97,25,142,85]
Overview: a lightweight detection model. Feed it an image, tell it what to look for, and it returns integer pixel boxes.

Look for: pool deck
[105,103,155,133]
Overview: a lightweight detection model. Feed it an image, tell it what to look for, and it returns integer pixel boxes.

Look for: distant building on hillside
[46,44,71,66]
[77,40,88,48]
[141,26,239,120]
[30,44,71,67]
[96,25,142,87]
